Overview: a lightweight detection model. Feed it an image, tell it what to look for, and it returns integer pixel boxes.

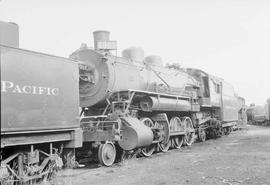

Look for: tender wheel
[220,127,225,136]
[159,139,171,152]
[173,136,184,149]
[182,117,195,146]
[98,141,116,166]
[229,127,233,133]
[140,118,155,157]
[224,127,230,135]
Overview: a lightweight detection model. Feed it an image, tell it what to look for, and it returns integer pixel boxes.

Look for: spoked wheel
[98,141,116,166]
[224,127,230,135]
[141,117,154,127]
[170,117,184,133]
[182,117,195,146]
[141,144,156,157]
[220,127,225,136]
[140,118,155,157]
[159,139,171,152]
[158,116,181,153]
[225,127,232,135]
[169,117,184,149]
[173,136,184,149]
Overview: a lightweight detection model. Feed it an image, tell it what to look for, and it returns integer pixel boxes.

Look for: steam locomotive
[0,21,246,184]
[70,30,246,166]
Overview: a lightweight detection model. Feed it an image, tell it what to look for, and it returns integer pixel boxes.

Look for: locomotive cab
[186,68,222,107]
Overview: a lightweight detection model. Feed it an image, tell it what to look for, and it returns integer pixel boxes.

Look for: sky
[0,0,269,105]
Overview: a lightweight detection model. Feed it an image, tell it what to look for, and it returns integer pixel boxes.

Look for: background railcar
[247,99,270,126]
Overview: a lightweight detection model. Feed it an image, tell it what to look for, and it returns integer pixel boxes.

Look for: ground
[54,125,270,185]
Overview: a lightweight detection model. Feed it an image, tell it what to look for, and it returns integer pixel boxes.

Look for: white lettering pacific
[1,81,60,96]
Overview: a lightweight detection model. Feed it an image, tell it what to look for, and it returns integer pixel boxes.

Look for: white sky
[1,0,269,105]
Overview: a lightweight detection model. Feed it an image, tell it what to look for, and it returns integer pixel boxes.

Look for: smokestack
[93,30,110,50]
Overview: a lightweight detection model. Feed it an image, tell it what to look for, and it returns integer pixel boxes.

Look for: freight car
[0,21,82,184]
[70,30,245,166]
[247,99,270,126]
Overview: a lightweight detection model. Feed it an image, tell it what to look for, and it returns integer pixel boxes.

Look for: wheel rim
[98,142,116,166]
[159,139,171,152]
[220,127,225,136]
[170,117,184,149]
[154,119,170,144]
[185,132,193,146]
[173,136,184,149]
[225,127,229,135]
[170,117,184,132]
[141,144,156,157]
[183,117,194,146]
[140,118,155,157]
[141,118,154,127]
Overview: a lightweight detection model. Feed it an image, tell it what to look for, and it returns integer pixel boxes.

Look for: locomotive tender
[1,21,246,183]
[71,30,245,166]
[0,21,82,184]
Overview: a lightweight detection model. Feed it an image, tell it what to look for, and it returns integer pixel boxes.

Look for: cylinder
[93,30,110,50]
[118,117,153,150]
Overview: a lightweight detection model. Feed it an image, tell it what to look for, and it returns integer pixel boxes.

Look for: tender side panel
[1,46,80,132]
